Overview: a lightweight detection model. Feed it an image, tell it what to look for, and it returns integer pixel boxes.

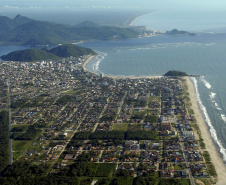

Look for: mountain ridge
[0,15,139,46]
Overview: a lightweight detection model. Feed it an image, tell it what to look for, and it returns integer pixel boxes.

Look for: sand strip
[185,76,226,185]
[82,55,96,71]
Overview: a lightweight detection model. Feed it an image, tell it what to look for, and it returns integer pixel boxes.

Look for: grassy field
[64,90,82,95]
[127,123,143,131]
[13,140,32,160]
[148,96,160,102]
[112,123,128,131]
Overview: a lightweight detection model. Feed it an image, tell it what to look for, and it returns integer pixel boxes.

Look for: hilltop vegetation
[0,15,139,46]
[1,49,59,62]
[1,44,96,62]
[164,70,188,77]
[166,29,196,36]
[49,44,96,58]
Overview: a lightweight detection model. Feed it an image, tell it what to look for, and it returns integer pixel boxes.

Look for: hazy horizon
[1,0,226,26]
[1,0,226,16]
[1,0,226,11]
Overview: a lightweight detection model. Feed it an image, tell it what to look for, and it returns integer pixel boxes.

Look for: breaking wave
[200,76,212,89]
[87,51,107,73]
[191,77,226,161]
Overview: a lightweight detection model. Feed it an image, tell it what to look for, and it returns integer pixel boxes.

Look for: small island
[166,29,196,36]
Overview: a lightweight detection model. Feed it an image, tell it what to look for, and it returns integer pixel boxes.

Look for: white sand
[185,77,226,185]
[82,55,96,71]
[104,75,163,79]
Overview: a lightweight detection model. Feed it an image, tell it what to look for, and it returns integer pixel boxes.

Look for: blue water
[135,9,226,33]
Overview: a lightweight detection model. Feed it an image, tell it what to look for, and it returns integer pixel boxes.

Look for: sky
[1,0,226,25]
[1,0,226,12]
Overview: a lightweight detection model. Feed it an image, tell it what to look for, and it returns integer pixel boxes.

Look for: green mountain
[166,29,196,36]
[73,26,138,40]
[13,14,33,25]
[49,44,96,58]
[0,15,139,46]
[75,21,101,28]
[1,49,59,62]
[1,44,96,62]
[0,14,33,34]
[0,16,17,34]
[0,20,78,46]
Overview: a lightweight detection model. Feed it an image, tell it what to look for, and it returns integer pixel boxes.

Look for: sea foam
[89,51,107,73]
[210,92,216,99]
[191,77,226,161]
[215,103,222,111]
[221,114,226,122]
[205,43,216,46]
[209,92,223,111]
[200,76,212,89]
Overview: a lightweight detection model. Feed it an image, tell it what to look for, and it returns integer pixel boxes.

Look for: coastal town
[0,55,217,185]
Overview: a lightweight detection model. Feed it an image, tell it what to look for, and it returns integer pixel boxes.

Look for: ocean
[1,9,226,162]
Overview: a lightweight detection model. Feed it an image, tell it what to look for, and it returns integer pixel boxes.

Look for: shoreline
[82,55,163,79]
[185,76,226,185]
[82,55,98,76]
[129,15,143,27]
[101,74,163,79]
[128,11,157,27]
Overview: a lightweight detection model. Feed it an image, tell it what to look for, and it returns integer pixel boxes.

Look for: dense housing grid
[0,55,216,185]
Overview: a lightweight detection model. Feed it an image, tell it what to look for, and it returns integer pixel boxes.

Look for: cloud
[4,5,20,9]
[1,0,226,11]
[3,5,59,10]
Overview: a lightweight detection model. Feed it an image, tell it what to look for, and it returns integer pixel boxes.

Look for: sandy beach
[185,77,226,185]
[103,74,163,79]
[82,55,96,71]
[128,11,156,27]
[129,15,142,27]
[82,55,98,75]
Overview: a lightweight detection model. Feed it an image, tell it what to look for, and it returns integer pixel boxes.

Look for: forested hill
[48,44,96,58]
[1,49,59,62]
[0,15,139,46]
[164,70,188,77]
[1,44,96,62]
[166,29,196,36]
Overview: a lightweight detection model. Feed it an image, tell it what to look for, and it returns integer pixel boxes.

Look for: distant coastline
[129,11,157,27]
[128,14,146,27]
